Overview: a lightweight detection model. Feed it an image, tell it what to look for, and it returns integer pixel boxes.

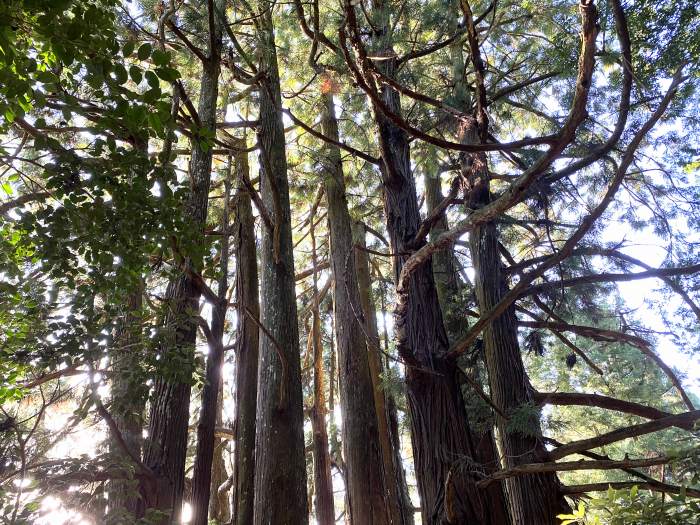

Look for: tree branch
[534,391,696,431]
[444,67,687,365]
[519,318,696,411]
[521,264,700,297]
[548,410,700,461]
[477,455,674,488]
[396,0,599,290]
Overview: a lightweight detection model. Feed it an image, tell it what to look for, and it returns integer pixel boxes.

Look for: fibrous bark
[231,139,259,525]
[140,2,224,520]
[309,204,335,525]
[208,378,230,523]
[320,93,392,524]
[252,5,309,523]
[353,221,415,525]
[345,2,488,522]
[468,160,569,523]
[425,175,511,525]
[190,169,231,525]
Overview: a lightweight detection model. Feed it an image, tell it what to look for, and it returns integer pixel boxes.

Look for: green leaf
[142,87,162,103]
[137,42,152,61]
[129,65,142,84]
[152,49,170,66]
[145,70,160,89]
[113,64,128,85]
[147,112,163,134]
[123,40,135,58]
[155,67,179,82]
[36,70,59,84]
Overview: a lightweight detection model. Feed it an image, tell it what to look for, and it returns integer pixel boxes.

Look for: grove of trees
[1,0,699,523]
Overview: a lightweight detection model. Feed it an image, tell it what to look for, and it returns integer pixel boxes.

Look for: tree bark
[353,221,414,525]
[386,391,415,525]
[319,94,393,524]
[425,176,511,525]
[309,205,335,525]
[252,7,309,523]
[231,139,259,525]
[354,3,487,522]
[423,176,460,334]
[190,170,231,525]
[427,25,510,513]
[107,289,145,523]
[208,377,230,523]
[468,157,569,523]
[140,3,223,520]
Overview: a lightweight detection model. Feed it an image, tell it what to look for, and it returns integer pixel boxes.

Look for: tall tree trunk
[107,288,145,523]
[425,176,511,525]
[431,11,513,521]
[252,6,309,523]
[190,169,231,525]
[353,221,414,525]
[140,3,223,520]
[327,304,342,466]
[309,211,335,525]
[447,0,569,511]
[378,279,416,525]
[208,377,230,523]
[349,2,486,522]
[386,389,414,524]
[423,177,460,333]
[468,172,569,524]
[231,139,259,525]
[327,308,347,521]
[319,93,392,524]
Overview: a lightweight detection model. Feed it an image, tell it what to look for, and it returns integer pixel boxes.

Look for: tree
[231,137,259,525]
[251,2,309,523]
[140,0,225,519]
